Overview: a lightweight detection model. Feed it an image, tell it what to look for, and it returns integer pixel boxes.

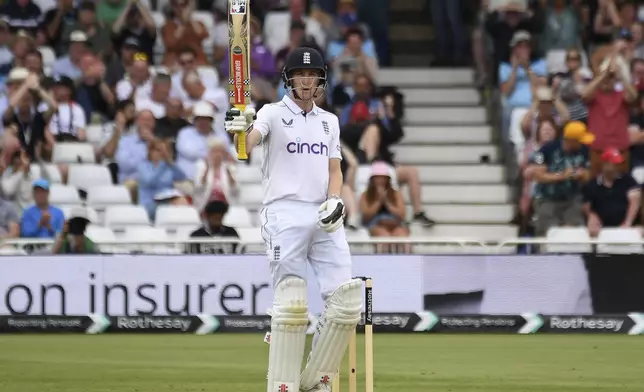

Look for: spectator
[170,47,219,102]
[631,58,644,92]
[111,0,157,61]
[519,118,558,233]
[155,97,189,139]
[276,21,324,72]
[96,0,131,28]
[209,2,229,66]
[520,86,569,143]
[499,31,547,147]
[40,0,76,54]
[98,107,129,176]
[0,0,43,36]
[24,49,44,77]
[0,196,20,239]
[0,29,35,77]
[583,55,637,176]
[61,1,110,55]
[591,29,633,77]
[105,37,140,87]
[632,22,644,59]
[0,21,14,66]
[161,0,209,67]
[340,142,359,229]
[76,54,116,122]
[629,92,644,183]
[539,0,583,53]
[20,179,64,238]
[2,71,56,162]
[330,27,378,85]
[330,61,356,111]
[113,109,156,199]
[359,161,409,253]
[137,138,186,220]
[592,0,621,46]
[115,52,152,102]
[263,0,325,55]
[584,148,641,237]
[193,136,238,212]
[135,73,172,118]
[176,102,226,178]
[430,0,466,66]
[154,98,190,140]
[529,121,592,237]
[52,207,96,254]
[188,200,240,254]
[51,30,90,80]
[180,71,228,115]
[1,150,35,209]
[485,2,544,86]
[47,76,87,142]
[551,49,592,123]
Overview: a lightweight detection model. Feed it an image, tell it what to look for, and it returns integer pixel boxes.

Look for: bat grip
[235,105,248,161]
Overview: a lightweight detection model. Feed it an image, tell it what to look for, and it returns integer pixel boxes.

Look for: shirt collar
[282,95,319,116]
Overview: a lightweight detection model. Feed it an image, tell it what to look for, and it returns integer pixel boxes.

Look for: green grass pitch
[0,334,643,391]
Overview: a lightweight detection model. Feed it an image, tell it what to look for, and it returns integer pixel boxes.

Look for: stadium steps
[382,67,517,237]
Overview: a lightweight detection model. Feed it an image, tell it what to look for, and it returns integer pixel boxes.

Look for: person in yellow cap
[527,121,592,237]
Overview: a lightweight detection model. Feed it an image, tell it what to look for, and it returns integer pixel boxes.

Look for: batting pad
[300,279,363,391]
[267,277,309,392]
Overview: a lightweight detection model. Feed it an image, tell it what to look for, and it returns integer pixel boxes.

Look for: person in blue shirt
[20,179,65,238]
[137,139,186,220]
[498,30,547,154]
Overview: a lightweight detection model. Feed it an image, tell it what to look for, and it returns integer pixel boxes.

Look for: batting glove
[317,196,345,233]
[224,107,256,133]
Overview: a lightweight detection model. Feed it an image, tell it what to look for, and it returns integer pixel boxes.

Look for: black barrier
[1,313,643,334]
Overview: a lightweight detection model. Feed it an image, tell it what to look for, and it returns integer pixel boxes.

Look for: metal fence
[1,237,644,255]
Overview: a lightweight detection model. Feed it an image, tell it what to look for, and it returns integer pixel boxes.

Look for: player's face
[291,69,323,101]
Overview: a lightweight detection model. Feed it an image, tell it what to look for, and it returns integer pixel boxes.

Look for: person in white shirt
[115,53,152,102]
[176,101,232,179]
[180,71,229,137]
[46,76,87,142]
[51,30,89,80]
[135,73,171,118]
[225,47,360,392]
[170,47,219,100]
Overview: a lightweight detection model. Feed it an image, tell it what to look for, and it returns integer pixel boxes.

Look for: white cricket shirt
[253,95,342,206]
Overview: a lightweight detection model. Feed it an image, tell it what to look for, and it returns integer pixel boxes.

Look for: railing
[1,237,644,254]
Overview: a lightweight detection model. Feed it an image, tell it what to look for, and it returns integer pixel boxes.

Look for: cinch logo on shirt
[286,138,329,155]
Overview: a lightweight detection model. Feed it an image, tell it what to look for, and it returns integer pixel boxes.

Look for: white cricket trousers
[259,200,352,298]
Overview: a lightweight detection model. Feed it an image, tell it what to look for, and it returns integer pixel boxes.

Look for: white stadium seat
[42,164,63,183]
[238,184,263,206]
[596,228,644,254]
[224,206,253,228]
[86,124,105,145]
[52,143,96,164]
[104,205,151,228]
[85,225,116,242]
[545,227,592,254]
[49,184,81,205]
[155,205,201,227]
[87,185,132,208]
[236,227,264,253]
[60,205,99,223]
[235,165,262,183]
[124,226,183,254]
[67,165,113,191]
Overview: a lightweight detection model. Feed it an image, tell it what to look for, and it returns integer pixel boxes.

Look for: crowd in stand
[473,0,644,243]
[0,0,428,254]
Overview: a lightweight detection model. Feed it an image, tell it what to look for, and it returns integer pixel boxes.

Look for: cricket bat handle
[235,104,248,161]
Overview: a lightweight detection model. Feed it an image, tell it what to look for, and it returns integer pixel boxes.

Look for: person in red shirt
[583,55,638,176]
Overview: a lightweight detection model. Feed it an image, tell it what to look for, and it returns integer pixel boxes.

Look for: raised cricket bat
[228,0,252,161]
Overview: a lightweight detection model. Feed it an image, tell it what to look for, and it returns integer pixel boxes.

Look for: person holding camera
[52,206,96,254]
[583,55,638,177]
